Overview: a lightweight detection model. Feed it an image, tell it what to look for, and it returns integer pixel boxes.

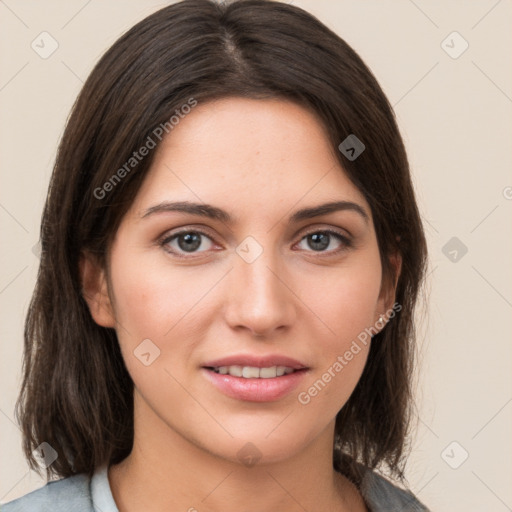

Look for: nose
[223,246,297,338]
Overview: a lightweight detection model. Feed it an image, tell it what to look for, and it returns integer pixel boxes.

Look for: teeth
[229,365,242,377]
[212,365,297,378]
[260,366,277,378]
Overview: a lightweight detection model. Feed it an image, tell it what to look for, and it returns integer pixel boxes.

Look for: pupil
[309,233,329,251]
[179,233,201,252]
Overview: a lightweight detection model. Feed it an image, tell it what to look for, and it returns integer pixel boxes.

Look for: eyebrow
[141,200,369,225]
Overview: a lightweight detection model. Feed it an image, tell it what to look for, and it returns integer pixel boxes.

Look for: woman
[3,0,430,510]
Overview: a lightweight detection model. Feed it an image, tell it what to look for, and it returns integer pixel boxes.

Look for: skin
[81,97,401,512]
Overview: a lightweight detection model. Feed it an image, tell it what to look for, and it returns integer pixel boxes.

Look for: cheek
[108,251,228,368]
[107,257,209,394]
[109,252,203,334]
[110,262,173,337]
[291,254,382,405]
[303,257,382,345]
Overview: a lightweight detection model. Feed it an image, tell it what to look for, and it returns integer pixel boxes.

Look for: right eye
[160,229,217,258]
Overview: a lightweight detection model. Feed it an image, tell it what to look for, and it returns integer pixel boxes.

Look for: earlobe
[79,251,116,328]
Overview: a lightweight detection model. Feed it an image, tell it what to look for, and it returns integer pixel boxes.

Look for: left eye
[295,230,351,253]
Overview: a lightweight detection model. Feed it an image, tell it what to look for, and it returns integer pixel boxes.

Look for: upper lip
[202,354,308,370]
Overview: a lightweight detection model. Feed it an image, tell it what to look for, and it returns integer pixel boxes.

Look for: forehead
[131,97,371,222]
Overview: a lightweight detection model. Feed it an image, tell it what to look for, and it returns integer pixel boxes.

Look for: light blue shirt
[1,463,430,511]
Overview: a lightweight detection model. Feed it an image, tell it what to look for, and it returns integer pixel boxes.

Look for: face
[82,97,399,465]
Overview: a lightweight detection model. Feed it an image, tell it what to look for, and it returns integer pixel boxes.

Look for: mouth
[200,355,310,402]
[205,365,303,378]
[201,353,311,402]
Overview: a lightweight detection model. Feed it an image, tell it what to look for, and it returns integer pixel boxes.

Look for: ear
[79,251,116,328]
[375,250,402,328]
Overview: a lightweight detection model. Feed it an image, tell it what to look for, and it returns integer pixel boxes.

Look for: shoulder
[360,466,431,511]
[0,472,93,512]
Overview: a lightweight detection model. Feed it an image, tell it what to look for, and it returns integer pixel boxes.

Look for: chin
[196,423,319,468]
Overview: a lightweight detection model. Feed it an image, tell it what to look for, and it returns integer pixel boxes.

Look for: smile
[209,365,296,378]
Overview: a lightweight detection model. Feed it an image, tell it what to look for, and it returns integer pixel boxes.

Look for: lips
[201,353,310,402]
[202,354,308,370]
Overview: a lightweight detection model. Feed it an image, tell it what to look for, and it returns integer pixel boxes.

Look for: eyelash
[158,227,353,259]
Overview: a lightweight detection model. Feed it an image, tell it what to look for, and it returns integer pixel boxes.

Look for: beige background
[1,1,511,510]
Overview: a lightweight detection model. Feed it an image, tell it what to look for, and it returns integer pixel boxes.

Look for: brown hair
[16,0,428,487]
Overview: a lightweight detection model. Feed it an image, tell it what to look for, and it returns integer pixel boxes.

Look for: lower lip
[201,368,309,402]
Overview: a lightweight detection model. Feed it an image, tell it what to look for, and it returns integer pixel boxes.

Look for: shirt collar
[91,464,119,512]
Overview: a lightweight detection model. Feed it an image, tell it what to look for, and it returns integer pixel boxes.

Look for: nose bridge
[225,238,296,336]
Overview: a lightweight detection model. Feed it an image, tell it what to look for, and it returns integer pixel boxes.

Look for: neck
[108,390,367,512]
